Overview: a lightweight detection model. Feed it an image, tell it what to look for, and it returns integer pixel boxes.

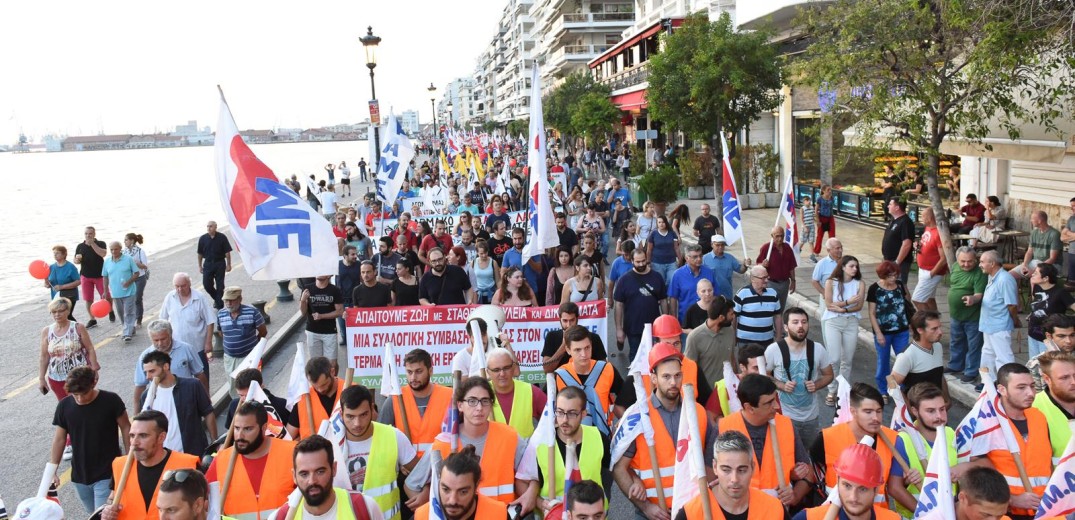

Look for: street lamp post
[428,82,437,136]
[360,26,382,166]
[446,101,453,128]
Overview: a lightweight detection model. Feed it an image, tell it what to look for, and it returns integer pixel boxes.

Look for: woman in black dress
[392,259,420,306]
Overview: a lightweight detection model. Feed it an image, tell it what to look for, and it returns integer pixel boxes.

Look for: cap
[711,234,727,244]
[834,443,886,488]
[648,342,683,372]
[15,498,64,520]
[222,286,242,300]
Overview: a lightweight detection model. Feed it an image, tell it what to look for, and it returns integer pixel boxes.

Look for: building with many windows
[530,0,635,91]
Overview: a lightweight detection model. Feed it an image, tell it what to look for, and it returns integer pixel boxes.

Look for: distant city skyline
[0,0,501,140]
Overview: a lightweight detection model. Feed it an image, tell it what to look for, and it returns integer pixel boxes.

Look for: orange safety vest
[643,358,700,396]
[413,493,507,520]
[110,451,200,520]
[213,438,297,520]
[430,421,519,504]
[398,384,453,458]
[718,412,795,492]
[821,422,897,503]
[295,378,344,439]
[803,504,901,520]
[683,487,785,519]
[630,399,708,507]
[555,359,615,433]
[985,407,1052,517]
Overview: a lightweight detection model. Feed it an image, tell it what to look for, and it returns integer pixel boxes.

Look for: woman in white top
[562,256,604,304]
[469,240,499,304]
[123,233,150,327]
[822,255,865,406]
[636,201,657,245]
[566,187,585,229]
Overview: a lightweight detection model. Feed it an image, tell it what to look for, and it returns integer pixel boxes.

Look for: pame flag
[912,423,957,520]
[954,372,1007,462]
[214,88,339,279]
[719,132,744,246]
[522,66,559,262]
[376,113,416,210]
[776,172,800,265]
[1035,420,1075,519]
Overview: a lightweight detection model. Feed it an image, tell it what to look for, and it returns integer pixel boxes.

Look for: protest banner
[344,300,607,387]
[375,210,531,245]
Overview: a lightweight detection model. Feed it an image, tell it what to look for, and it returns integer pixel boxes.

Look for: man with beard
[794,444,899,520]
[528,387,611,515]
[489,348,547,440]
[373,237,403,283]
[286,357,345,440]
[418,248,473,306]
[764,308,833,448]
[1032,350,1075,465]
[337,385,418,520]
[272,435,383,520]
[556,212,579,256]
[207,401,296,518]
[377,348,454,460]
[301,275,344,363]
[156,469,210,520]
[1027,314,1075,391]
[676,431,786,520]
[102,411,199,520]
[811,383,897,505]
[613,249,667,359]
[352,261,394,308]
[413,446,508,520]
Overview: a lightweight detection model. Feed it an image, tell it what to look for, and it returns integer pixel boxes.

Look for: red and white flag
[671,394,706,517]
[214,88,339,279]
[1034,420,1075,519]
[522,67,559,262]
[833,376,853,424]
[245,380,290,439]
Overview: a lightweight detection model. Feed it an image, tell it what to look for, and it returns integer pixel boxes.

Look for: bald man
[160,272,217,385]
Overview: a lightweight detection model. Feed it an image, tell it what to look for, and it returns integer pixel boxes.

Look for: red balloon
[90,300,112,318]
[509,159,517,167]
[29,260,49,280]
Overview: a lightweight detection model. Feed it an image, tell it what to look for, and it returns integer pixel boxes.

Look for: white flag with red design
[775,172,800,265]
[833,376,853,424]
[671,396,705,517]
[522,66,559,262]
[1034,420,1075,519]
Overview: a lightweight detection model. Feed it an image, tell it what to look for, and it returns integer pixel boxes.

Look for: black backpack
[776,339,816,381]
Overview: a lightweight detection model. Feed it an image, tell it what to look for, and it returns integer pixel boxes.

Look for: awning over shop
[842,119,1075,164]
[612,89,647,111]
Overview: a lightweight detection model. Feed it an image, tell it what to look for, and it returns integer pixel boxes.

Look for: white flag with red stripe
[670,394,705,517]
[1034,420,1075,519]
[522,66,559,262]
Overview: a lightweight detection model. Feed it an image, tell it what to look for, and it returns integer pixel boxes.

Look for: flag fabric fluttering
[890,386,914,432]
[521,66,559,263]
[722,361,743,414]
[318,410,354,490]
[429,451,449,520]
[214,89,339,280]
[495,161,509,196]
[955,372,1009,461]
[379,343,402,397]
[563,441,584,499]
[1033,420,1075,519]
[230,338,267,378]
[468,320,487,376]
[912,425,957,520]
[772,171,800,265]
[833,376,853,424]
[719,132,745,248]
[285,343,310,411]
[375,113,416,211]
[670,394,705,517]
[612,325,657,466]
[246,380,290,439]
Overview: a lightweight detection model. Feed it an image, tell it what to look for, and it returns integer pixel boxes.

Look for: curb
[210,309,306,414]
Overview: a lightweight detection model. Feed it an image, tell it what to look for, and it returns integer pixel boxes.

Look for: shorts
[80,276,108,302]
[341,178,351,185]
[911,268,944,302]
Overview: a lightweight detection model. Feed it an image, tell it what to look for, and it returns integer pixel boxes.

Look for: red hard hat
[652,314,683,338]
[648,342,684,372]
[834,443,885,488]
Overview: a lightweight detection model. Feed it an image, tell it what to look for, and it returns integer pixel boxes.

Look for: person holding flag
[713,343,767,418]
[718,374,814,508]
[554,326,621,437]
[887,382,964,519]
[285,356,345,440]
[225,369,290,430]
[794,443,899,520]
[413,447,508,520]
[676,431,786,520]
[271,435,384,520]
[615,315,713,420]
[206,401,296,519]
[376,348,454,460]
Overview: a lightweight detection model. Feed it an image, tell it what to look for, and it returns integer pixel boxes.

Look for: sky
[0,0,504,141]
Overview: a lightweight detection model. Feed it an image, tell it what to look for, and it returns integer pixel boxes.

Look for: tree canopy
[543,71,615,152]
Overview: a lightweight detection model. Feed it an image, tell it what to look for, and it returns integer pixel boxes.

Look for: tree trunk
[925,152,957,268]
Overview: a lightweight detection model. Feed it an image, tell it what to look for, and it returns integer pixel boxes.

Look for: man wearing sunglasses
[156,469,209,520]
[103,411,200,520]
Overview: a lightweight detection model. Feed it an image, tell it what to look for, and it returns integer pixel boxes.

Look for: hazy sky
[0,0,503,140]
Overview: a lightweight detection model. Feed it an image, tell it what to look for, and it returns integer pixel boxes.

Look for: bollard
[276,280,293,302]
[252,300,270,325]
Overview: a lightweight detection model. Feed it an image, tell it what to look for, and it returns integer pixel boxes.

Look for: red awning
[612,90,647,110]
[589,18,683,68]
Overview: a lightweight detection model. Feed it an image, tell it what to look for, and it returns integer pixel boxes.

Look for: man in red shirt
[389,213,420,252]
[912,207,947,312]
[957,193,986,234]
[757,226,797,310]
[331,213,347,239]
[364,201,389,237]
[419,220,454,266]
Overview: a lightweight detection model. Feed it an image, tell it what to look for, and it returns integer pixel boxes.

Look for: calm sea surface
[1,140,370,311]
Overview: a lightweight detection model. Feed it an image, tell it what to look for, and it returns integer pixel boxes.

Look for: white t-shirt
[451,347,472,378]
[300,494,384,520]
[319,191,339,215]
[152,386,184,452]
[764,340,832,423]
[891,341,945,378]
[344,428,417,492]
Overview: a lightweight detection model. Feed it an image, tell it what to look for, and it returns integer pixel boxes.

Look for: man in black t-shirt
[301,276,344,362]
[51,367,130,513]
[693,204,722,247]
[352,261,393,307]
[196,221,234,309]
[556,212,579,256]
[487,221,513,265]
[74,226,109,327]
[419,248,473,305]
[881,198,916,283]
[541,301,607,373]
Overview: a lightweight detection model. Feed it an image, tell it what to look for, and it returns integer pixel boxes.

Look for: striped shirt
[217,305,265,358]
[801,205,815,228]
[733,286,782,343]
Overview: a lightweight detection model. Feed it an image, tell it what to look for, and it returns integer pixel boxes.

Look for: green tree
[795,0,1075,266]
[543,71,614,154]
[570,91,620,147]
[647,12,783,156]
[506,118,529,139]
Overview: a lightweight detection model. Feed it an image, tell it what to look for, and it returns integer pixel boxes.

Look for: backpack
[776,339,816,382]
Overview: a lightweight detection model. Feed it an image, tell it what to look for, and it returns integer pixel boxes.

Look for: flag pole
[111,376,160,508]
[770,420,787,490]
[545,373,557,505]
[636,376,668,511]
[683,384,713,520]
[219,387,247,509]
[452,370,462,452]
[877,433,911,475]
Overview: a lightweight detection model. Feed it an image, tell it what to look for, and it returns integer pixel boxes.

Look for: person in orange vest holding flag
[718,374,814,508]
[967,363,1052,520]
[412,446,508,520]
[794,443,899,520]
[954,467,1015,520]
[611,342,717,520]
[676,430,786,520]
[488,347,547,440]
[614,316,713,419]
[101,411,200,520]
[810,383,898,505]
[206,401,296,520]
[285,356,344,440]
[375,348,453,459]
[554,326,621,437]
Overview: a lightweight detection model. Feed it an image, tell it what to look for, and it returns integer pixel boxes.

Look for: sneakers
[62,446,72,461]
[123,336,132,342]
[974,383,985,393]
[809,254,818,263]
[85,319,98,329]
[108,311,116,323]
[960,374,978,384]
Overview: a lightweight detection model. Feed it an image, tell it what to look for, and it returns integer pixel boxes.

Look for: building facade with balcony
[531,0,635,91]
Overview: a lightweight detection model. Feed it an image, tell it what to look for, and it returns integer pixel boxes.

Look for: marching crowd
[27,140,1075,520]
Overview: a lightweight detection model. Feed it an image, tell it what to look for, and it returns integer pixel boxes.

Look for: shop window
[794,117,820,180]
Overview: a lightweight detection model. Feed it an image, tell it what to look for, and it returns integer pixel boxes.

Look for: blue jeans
[113,295,136,337]
[627,334,643,360]
[874,329,910,393]
[74,478,111,513]
[1028,336,1048,358]
[949,318,984,379]
[652,262,677,287]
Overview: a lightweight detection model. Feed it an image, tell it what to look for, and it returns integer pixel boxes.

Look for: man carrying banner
[615,315,712,419]
[793,444,899,520]
[554,326,621,437]
[718,374,813,508]
[968,363,1052,519]
[207,401,296,519]
[887,382,963,519]
[272,435,384,520]
[377,348,454,460]
[102,411,200,520]
[713,343,766,418]
[412,447,508,520]
[337,385,417,520]
[811,383,898,504]
[488,348,547,440]
[1032,351,1075,465]
[612,342,717,520]
[529,387,611,513]
[676,430,785,520]
[286,357,345,440]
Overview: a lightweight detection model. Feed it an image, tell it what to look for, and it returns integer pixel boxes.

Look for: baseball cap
[222,286,242,300]
[15,498,64,520]
[711,234,727,244]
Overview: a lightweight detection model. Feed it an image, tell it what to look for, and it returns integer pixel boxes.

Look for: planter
[650,200,669,216]
[704,185,716,199]
[764,192,781,208]
[745,193,763,209]
[687,186,706,200]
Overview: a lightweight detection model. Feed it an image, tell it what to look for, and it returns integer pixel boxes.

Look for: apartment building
[530,0,635,91]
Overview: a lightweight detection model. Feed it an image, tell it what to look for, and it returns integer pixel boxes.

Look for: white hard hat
[468,305,506,332]
[711,234,727,244]
[15,498,64,520]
